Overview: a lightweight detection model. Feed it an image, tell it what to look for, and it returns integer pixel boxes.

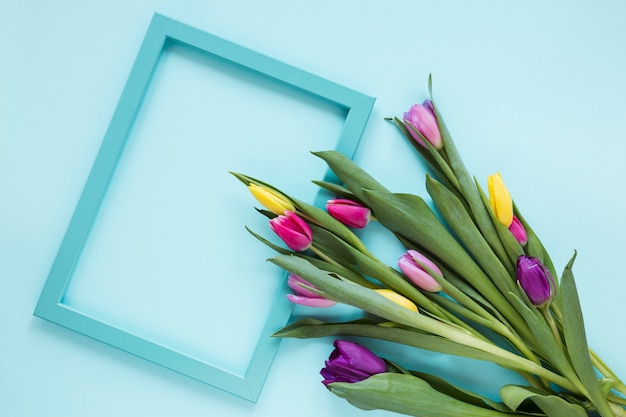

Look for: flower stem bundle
[231,77,625,417]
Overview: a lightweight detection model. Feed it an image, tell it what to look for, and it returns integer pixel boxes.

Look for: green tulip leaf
[307,227,462,325]
[329,373,519,417]
[390,117,443,177]
[362,189,533,343]
[294,198,372,255]
[398,117,461,191]
[428,100,507,267]
[312,150,389,202]
[411,371,513,412]
[359,189,470,270]
[273,318,511,365]
[500,385,588,417]
[474,178,523,271]
[559,254,616,417]
[311,180,360,202]
[269,255,489,350]
[245,226,292,255]
[426,176,517,295]
[507,293,580,388]
[303,256,376,288]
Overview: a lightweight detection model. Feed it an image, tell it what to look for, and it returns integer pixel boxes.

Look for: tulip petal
[286,294,337,307]
[398,250,443,293]
[326,199,371,228]
[320,340,387,386]
[248,183,295,215]
[269,211,313,251]
[516,256,555,307]
[487,173,513,227]
[508,216,528,246]
[374,289,419,312]
[334,340,387,375]
[287,274,320,298]
[403,101,443,149]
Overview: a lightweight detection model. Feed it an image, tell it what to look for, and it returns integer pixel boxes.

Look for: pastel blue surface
[2,1,626,416]
[31,13,373,402]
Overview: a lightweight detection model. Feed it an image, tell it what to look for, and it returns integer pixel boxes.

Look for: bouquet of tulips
[231,78,626,417]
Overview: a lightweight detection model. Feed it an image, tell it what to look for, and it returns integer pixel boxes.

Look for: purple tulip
[320,340,387,386]
[286,274,337,308]
[269,210,313,251]
[509,215,528,246]
[398,249,443,292]
[403,100,443,149]
[516,255,555,307]
[326,199,371,228]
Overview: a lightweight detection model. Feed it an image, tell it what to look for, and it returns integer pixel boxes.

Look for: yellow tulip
[374,289,419,313]
[248,184,295,215]
[487,172,513,227]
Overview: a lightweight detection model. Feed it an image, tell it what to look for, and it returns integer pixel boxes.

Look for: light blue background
[2,1,625,416]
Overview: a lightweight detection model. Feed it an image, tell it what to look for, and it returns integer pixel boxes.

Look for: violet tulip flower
[286,274,337,308]
[516,255,556,307]
[509,215,528,246]
[398,250,443,292]
[269,210,313,251]
[320,340,387,387]
[326,199,371,228]
[403,100,443,149]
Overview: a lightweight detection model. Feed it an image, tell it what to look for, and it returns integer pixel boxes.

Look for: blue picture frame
[33,14,374,402]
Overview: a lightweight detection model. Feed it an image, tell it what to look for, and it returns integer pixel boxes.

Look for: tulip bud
[374,289,419,313]
[516,255,556,307]
[508,215,528,246]
[403,100,443,149]
[247,183,295,215]
[321,340,387,386]
[286,274,337,307]
[269,210,313,251]
[487,172,513,227]
[397,250,443,292]
[326,199,371,228]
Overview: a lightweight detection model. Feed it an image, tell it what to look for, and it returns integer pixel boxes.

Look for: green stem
[541,307,563,350]
[608,394,626,407]
[591,349,626,396]
[309,245,344,269]
[423,320,582,395]
[493,322,542,368]
[554,305,626,396]
[433,268,540,366]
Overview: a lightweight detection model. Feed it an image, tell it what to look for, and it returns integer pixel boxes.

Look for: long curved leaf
[501,385,587,417]
[560,254,615,417]
[330,373,519,417]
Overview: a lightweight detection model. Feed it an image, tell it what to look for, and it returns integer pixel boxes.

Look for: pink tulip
[326,199,371,228]
[403,100,443,149]
[286,274,336,307]
[398,249,443,292]
[269,210,313,251]
[508,215,528,246]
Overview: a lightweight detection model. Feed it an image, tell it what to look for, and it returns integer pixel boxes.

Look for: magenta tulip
[326,199,371,228]
[403,100,443,149]
[320,340,387,386]
[516,256,555,307]
[269,210,313,251]
[509,215,528,246]
[286,274,337,307]
[398,249,443,292]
